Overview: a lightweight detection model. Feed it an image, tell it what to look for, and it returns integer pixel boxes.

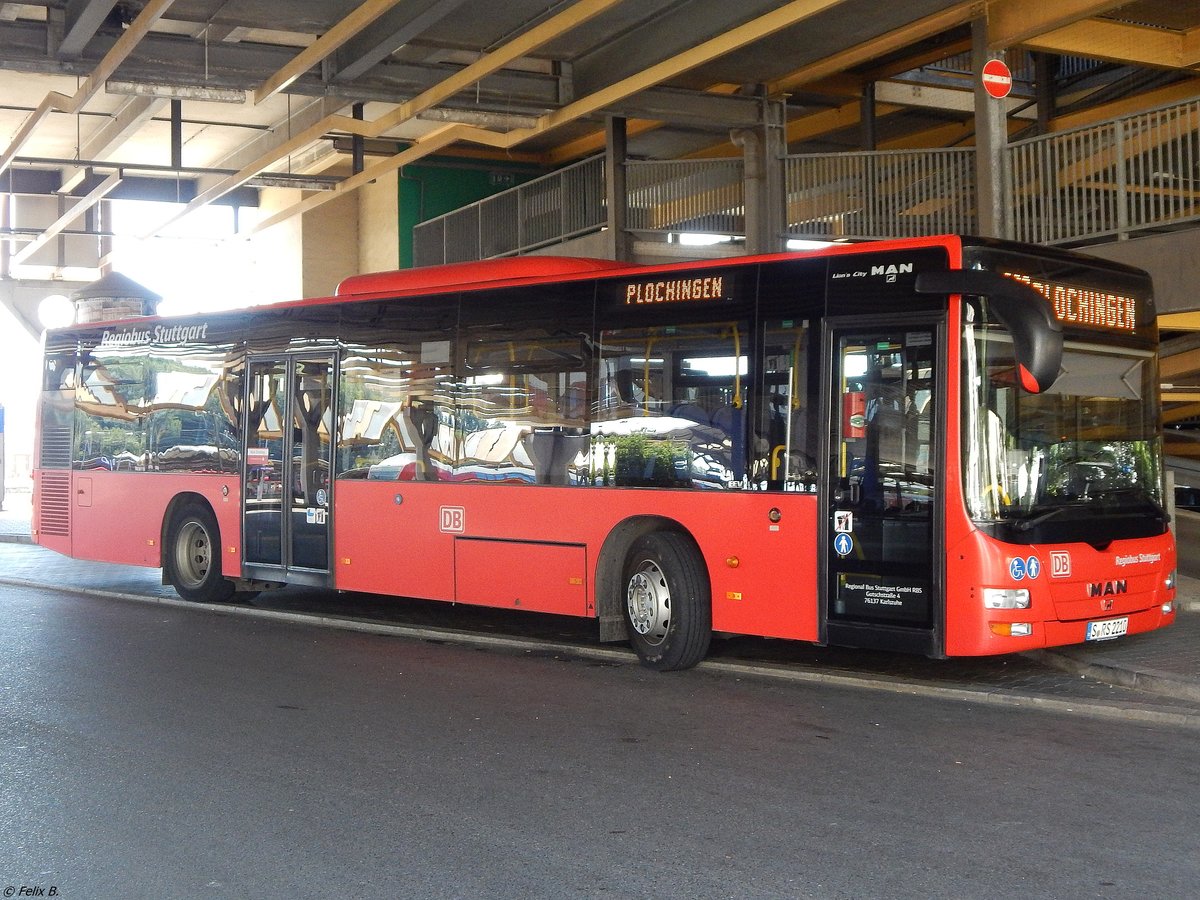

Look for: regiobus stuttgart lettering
[98,322,211,347]
[1003,271,1138,332]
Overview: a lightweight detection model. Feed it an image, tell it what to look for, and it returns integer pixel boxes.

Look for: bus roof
[335,256,631,298]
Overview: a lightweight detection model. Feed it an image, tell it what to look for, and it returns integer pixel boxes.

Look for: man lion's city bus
[33,235,1176,670]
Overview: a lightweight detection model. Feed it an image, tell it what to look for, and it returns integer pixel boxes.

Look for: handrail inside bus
[914,270,1064,393]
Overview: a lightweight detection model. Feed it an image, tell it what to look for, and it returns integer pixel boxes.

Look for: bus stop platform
[2,487,1199,709]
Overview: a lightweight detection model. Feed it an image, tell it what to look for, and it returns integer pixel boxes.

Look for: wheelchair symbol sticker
[1009,557,1027,581]
[833,533,854,557]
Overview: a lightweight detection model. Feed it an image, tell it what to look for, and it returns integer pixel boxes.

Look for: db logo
[1050,551,1071,578]
[439,506,466,533]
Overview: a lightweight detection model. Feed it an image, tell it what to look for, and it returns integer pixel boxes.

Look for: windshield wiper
[1012,507,1067,532]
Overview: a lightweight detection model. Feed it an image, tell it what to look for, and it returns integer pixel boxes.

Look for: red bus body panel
[333,481,820,641]
[945,528,1175,655]
[36,470,243,578]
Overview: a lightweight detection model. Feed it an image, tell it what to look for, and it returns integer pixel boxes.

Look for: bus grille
[38,471,71,537]
[39,426,73,469]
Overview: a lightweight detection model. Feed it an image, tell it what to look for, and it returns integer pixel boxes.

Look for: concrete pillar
[972,18,1011,239]
[604,116,631,262]
[734,98,787,255]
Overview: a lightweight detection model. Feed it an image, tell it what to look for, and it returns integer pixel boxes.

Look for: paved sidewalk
[0,487,31,541]
[3,486,1199,708]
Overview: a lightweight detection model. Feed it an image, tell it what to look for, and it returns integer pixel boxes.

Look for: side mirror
[915,270,1063,393]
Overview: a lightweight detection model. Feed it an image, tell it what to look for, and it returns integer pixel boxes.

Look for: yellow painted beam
[1185,27,1200,67]
[1022,19,1192,69]
[1161,312,1200,331]
[0,0,176,176]
[1048,81,1200,133]
[986,0,1130,51]
[1049,105,1200,194]
[178,0,858,237]
[1163,440,1200,456]
[516,0,850,139]
[545,119,662,166]
[255,0,406,104]
[767,2,982,95]
[154,0,628,232]
[369,0,626,135]
[1161,347,1200,380]
[1163,403,1200,423]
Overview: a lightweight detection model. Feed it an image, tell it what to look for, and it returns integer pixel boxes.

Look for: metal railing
[1010,98,1200,245]
[625,159,745,236]
[413,95,1200,264]
[784,148,976,240]
[413,155,606,266]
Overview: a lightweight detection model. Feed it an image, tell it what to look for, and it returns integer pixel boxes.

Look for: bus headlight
[1165,569,1177,591]
[983,588,1031,609]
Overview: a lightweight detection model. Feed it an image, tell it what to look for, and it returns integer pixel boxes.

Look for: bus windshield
[963,304,1165,540]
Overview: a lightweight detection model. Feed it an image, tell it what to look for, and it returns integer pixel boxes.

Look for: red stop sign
[982,58,1013,99]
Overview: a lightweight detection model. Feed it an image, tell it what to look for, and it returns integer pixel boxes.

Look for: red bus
[33,235,1177,669]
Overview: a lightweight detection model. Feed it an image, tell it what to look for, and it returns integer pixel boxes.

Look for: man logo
[1087,580,1127,598]
[870,263,913,283]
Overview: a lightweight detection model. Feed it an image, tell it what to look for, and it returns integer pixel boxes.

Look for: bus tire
[622,531,712,671]
[166,504,236,604]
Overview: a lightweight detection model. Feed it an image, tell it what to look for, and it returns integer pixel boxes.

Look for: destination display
[1003,271,1138,333]
[623,275,729,306]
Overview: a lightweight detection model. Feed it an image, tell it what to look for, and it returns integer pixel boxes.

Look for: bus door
[822,322,943,655]
[242,355,335,586]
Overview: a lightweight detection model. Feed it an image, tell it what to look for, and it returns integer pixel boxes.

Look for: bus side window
[457,325,590,486]
[75,349,148,472]
[593,323,747,489]
[337,343,453,483]
[753,323,816,491]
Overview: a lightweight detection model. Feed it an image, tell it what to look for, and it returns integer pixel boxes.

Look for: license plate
[1086,617,1129,641]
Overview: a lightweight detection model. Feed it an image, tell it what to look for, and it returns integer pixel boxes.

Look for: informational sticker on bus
[1086,617,1129,641]
[836,574,929,624]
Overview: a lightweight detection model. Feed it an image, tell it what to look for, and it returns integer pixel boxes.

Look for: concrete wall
[359,170,399,275]
[1083,231,1200,315]
[302,189,360,298]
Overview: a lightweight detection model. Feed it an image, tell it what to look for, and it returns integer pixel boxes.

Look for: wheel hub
[627,560,670,645]
[176,521,211,588]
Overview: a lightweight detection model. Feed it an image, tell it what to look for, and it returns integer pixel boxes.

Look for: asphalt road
[2,581,1198,900]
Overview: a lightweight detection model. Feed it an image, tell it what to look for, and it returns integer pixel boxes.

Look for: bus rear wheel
[166,504,236,604]
[622,532,711,671]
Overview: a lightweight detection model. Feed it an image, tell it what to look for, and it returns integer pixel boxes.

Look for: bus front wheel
[622,532,712,671]
[166,504,236,604]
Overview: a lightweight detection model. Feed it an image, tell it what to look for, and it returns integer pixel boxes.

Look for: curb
[1029,647,1200,703]
[3,573,1199,732]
